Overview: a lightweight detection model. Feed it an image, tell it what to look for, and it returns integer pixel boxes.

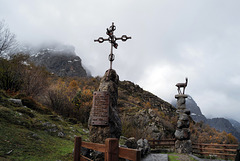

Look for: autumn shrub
[227,133,238,144]
[0,55,26,91]
[121,113,144,140]
[46,79,94,126]
[22,64,49,97]
[0,54,50,99]
[22,97,51,114]
[190,121,238,144]
[48,86,74,117]
[72,89,93,126]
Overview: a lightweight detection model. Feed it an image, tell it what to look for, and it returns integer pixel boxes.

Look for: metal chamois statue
[176,78,188,94]
[94,22,131,70]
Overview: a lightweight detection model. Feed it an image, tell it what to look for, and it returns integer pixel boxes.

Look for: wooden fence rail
[74,136,141,161]
[148,139,176,150]
[192,143,238,160]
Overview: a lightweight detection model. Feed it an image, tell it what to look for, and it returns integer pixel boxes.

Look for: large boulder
[137,138,151,157]
[125,137,138,149]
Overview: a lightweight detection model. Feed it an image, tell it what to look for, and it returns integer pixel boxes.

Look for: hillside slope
[0,91,89,161]
[118,81,178,140]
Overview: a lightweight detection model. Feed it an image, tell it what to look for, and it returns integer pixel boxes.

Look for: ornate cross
[94,22,131,69]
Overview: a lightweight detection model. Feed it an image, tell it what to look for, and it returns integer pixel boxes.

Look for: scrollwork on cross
[94,22,131,69]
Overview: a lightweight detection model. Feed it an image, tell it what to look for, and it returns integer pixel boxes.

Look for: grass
[0,95,89,161]
[168,153,197,161]
[168,154,180,161]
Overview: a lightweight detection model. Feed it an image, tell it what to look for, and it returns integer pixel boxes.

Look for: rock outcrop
[119,81,176,116]
[121,108,176,140]
[19,43,88,77]
[30,49,87,77]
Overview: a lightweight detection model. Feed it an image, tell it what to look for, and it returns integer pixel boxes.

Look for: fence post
[223,145,227,160]
[199,144,202,157]
[74,136,82,161]
[105,138,119,161]
[153,140,155,149]
[136,149,141,161]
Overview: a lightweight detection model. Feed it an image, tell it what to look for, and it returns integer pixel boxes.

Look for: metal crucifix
[94,22,131,69]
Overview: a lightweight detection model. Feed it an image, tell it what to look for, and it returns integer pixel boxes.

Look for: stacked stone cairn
[174,94,192,153]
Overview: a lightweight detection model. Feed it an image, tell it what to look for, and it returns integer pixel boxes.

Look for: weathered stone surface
[125,137,138,149]
[175,128,190,140]
[177,120,190,129]
[179,113,189,121]
[88,69,122,143]
[175,94,188,109]
[137,138,151,157]
[175,94,192,153]
[175,140,192,154]
[8,98,23,107]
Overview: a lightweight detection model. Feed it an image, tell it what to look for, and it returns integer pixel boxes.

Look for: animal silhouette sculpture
[176,78,188,94]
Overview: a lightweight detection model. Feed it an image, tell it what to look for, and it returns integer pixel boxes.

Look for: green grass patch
[0,98,88,161]
[168,154,180,161]
[168,153,197,161]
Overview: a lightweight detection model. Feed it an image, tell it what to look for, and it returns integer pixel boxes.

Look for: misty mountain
[206,118,240,139]
[228,118,240,134]
[20,43,88,77]
[172,95,240,141]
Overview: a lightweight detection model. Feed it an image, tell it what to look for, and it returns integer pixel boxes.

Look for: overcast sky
[1,0,240,122]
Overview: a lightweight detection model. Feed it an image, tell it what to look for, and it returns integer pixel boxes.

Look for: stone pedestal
[174,94,192,153]
[175,140,192,154]
[88,69,122,144]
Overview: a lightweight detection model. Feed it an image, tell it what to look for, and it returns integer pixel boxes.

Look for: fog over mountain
[1,0,240,122]
[17,43,88,77]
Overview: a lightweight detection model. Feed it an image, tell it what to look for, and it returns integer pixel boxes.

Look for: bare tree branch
[0,20,17,55]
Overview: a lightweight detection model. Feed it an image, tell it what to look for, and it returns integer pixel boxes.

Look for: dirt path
[142,154,168,161]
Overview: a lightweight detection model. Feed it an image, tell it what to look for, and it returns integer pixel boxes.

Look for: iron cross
[94,22,131,69]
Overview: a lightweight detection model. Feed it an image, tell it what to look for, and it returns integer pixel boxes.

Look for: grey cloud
[1,0,240,122]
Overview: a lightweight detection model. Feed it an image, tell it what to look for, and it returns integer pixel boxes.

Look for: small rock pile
[121,136,151,158]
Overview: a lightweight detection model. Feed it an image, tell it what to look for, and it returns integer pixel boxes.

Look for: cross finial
[94,22,131,69]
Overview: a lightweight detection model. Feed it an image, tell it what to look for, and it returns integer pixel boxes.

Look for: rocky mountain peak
[20,43,88,77]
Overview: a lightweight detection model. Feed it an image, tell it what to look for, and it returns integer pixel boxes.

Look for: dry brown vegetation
[0,54,238,144]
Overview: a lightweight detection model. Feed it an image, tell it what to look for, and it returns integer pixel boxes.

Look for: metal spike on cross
[94,22,131,69]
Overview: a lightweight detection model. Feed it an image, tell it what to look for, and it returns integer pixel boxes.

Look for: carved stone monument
[174,78,192,153]
[88,23,131,144]
[88,69,121,143]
